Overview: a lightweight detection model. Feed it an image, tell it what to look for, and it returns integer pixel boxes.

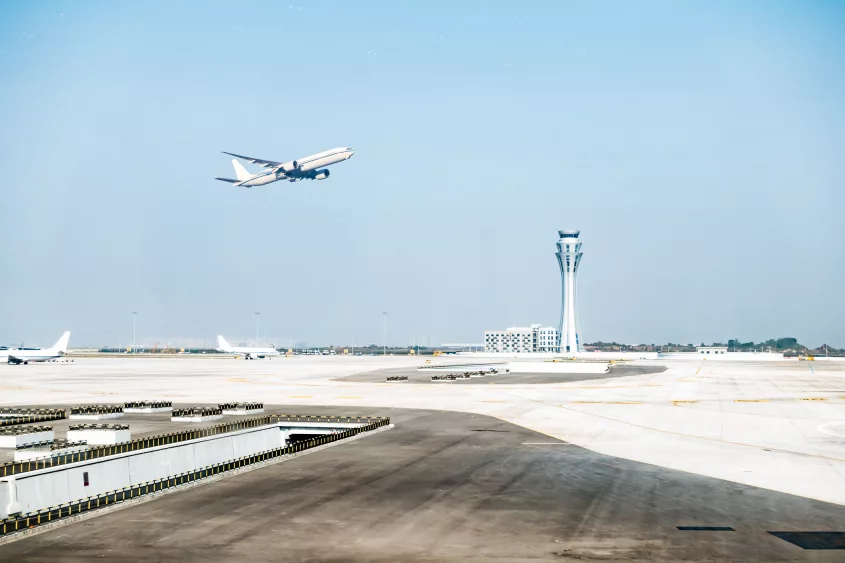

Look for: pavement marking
[570,401,643,405]
[678,526,735,531]
[335,396,363,399]
[672,400,699,405]
[227,378,250,382]
[522,442,572,445]
[287,395,312,399]
[734,399,769,403]
[577,384,663,389]
[800,397,827,401]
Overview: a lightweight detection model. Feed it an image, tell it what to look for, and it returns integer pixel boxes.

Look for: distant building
[697,346,728,355]
[484,324,558,353]
[538,327,558,352]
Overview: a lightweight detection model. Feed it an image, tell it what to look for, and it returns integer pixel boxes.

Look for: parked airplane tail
[231,159,252,182]
[51,331,71,353]
[217,335,230,350]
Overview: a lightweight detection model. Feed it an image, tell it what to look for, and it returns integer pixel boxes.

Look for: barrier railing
[0,412,66,428]
[272,414,384,424]
[0,417,390,537]
[124,401,172,410]
[16,439,88,453]
[0,408,66,418]
[219,402,263,411]
[0,425,53,437]
[0,414,388,477]
[68,424,129,431]
[171,406,222,418]
[70,405,124,416]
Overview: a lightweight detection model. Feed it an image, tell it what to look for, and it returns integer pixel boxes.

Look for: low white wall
[457,351,659,360]
[0,430,55,448]
[507,361,609,374]
[70,413,125,420]
[67,429,132,445]
[574,351,659,360]
[124,407,172,413]
[659,352,785,361]
[1,426,282,517]
[222,408,265,415]
[171,414,223,422]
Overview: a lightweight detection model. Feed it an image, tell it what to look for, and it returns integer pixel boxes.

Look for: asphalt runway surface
[2,406,843,562]
[335,363,667,385]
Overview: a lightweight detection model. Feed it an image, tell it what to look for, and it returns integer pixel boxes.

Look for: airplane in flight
[216,335,281,360]
[215,147,354,187]
[1,331,71,364]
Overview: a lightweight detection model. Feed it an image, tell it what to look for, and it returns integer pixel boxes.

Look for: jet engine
[280,160,299,172]
[312,169,330,180]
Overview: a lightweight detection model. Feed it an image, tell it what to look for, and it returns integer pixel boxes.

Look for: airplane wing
[222,152,281,170]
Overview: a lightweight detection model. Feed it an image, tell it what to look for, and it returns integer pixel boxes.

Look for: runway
[0,355,843,508]
[2,407,843,562]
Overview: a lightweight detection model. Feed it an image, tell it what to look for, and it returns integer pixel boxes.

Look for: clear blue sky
[1,1,843,348]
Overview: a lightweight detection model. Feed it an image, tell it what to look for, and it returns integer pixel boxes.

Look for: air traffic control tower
[555,230,583,353]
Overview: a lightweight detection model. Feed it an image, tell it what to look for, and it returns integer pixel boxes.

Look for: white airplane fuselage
[223,347,280,359]
[1,331,71,364]
[234,147,354,187]
[216,335,280,359]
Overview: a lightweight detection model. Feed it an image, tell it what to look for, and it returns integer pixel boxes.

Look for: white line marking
[522,442,572,445]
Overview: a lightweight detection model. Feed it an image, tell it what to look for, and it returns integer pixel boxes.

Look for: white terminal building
[484,325,559,353]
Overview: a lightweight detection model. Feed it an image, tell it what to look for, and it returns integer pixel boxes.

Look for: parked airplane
[216,335,280,360]
[215,147,354,187]
[1,331,71,364]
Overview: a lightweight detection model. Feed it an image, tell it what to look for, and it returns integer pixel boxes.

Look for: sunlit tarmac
[1,355,844,505]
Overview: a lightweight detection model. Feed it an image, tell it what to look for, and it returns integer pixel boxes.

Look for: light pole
[132,312,137,354]
[382,312,388,356]
[254,312,260,345]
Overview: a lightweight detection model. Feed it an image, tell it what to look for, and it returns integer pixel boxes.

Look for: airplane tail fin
[51,331,71,354]
[232,159,252,182]
[217,335,230,350]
